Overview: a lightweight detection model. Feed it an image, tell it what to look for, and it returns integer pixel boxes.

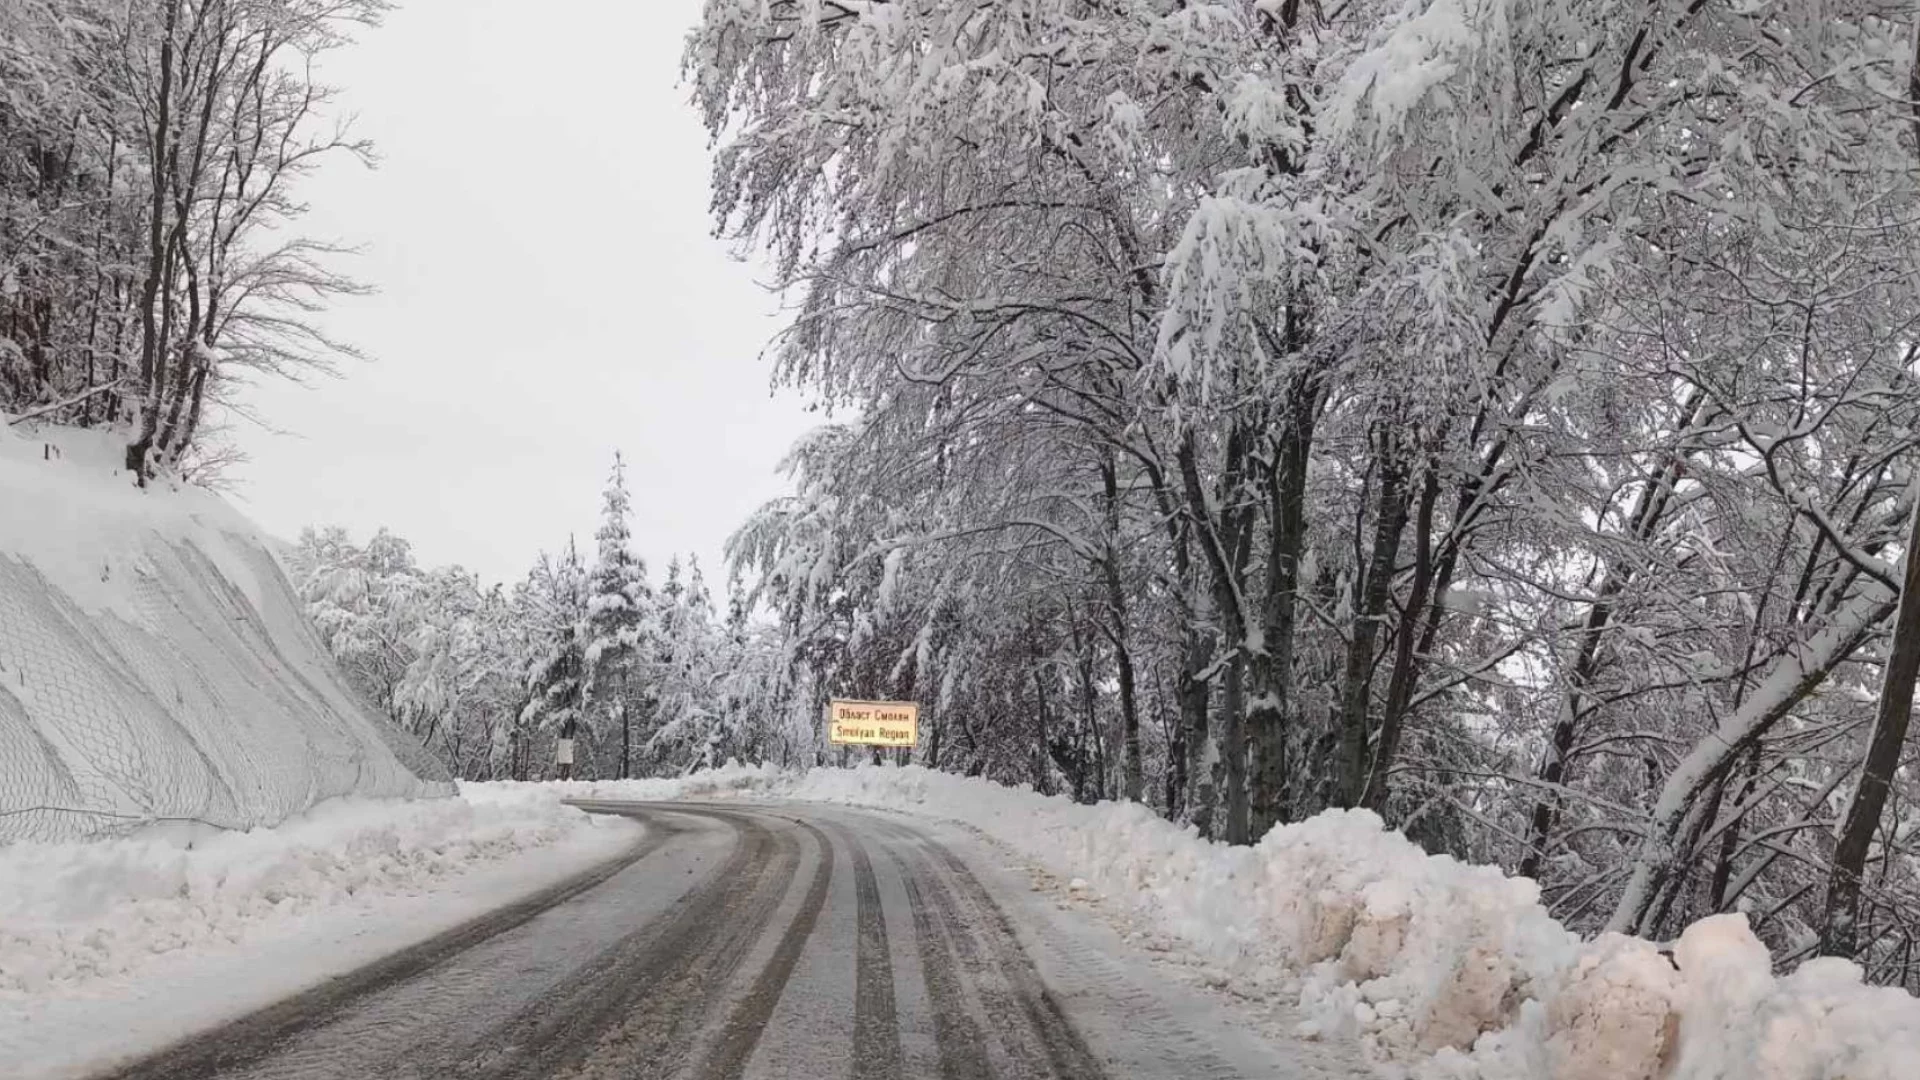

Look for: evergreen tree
[646,554,731,773]
[584,452,652,779]
[686,556,715,626]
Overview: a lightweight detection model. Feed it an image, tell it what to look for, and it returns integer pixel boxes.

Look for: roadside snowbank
[0,776,637,999]
[531,763,1920,1080]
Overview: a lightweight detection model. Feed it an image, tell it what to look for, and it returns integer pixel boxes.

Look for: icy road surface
[91,801,1352,1080]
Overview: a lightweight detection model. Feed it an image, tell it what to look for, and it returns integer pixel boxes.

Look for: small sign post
[827,699,918,751]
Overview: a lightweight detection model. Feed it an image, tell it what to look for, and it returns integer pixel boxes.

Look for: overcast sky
[225,0,819,588]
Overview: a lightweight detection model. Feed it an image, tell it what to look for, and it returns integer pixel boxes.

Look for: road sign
[828,699,918,747]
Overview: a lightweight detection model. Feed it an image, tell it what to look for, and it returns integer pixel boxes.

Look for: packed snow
[526,763,1920,1080]
[0,784,639,1079]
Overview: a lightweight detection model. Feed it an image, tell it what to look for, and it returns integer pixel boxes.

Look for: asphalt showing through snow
[87,802,1304,1080]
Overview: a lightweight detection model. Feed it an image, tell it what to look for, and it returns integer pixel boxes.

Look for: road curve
[84,801,1292,1080]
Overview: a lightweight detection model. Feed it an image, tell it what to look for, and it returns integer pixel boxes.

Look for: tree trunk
[1249,407,1314,834]
[1182,624,1215,837]
[1032,661,1052,796]
[925,705,942,770]
[1114,635,1141,801]
[127,0,182,481]
[1363,459,1439,811]
[1518,403,1697,877]
[1335,436,1410,808]
[1160,664,1184,815]
[1177,424,1257,841]
[1155,470,1214,832]
[1070,617,1100,804]
[620,685,632,780]
[1706,747,1762,912]
[1820,492,1920,957]
[174,358,210,463]
[1100,456,1144,802]
[1222,650,1249,843]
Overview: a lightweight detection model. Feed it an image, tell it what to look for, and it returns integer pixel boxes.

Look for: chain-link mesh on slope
[0,530,452,844]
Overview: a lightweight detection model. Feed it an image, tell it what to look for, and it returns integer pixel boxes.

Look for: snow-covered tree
[641,557,718,771]
[292,526,425,723]
[289,526,528,778]
[0,1,385,478]
[583,452,652,779]
[520,539,590,778]
[392,571,522,779]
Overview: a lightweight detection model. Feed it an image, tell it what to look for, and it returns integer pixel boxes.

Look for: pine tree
[643,553,734,773]
[585,452,651,779]
[686,555,715,626]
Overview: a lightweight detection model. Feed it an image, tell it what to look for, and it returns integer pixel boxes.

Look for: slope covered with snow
[0,420,451,843]
[531,764,1920,1080]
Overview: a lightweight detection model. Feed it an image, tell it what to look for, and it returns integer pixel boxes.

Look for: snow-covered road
[92,800,1350,1080]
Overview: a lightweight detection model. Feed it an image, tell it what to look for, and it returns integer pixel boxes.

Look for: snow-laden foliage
[0,0,384,479]
[291,526,529,779]
[693,0,1920,994]
[289,456,791,782]
[582,453,652,778]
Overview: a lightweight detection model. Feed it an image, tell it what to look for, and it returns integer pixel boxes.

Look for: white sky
[225,0,819,588]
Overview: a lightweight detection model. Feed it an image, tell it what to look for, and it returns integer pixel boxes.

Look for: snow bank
[0,784,627,996]
[0,420,450,843]
[542,763,1920,1080]
[0,784,640,1078]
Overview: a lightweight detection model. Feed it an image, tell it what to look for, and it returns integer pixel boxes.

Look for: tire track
[819,821,904,1080]
[891,843,995,1080]
[691,817,835,1080]
[870,817,1108,1080]
[95,810,685,1080]
[451,807,798,1080]
[910,847,1062,1078]
[870,814,1266,1080]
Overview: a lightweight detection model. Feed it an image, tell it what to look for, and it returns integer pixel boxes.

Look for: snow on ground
[523,762,1920,1080]
[0,420,451,846]
[0,784,639,1079]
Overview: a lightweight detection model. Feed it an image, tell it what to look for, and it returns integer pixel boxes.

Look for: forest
[285,455,791,787]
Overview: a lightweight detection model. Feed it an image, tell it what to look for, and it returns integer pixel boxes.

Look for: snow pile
[0,421,450,843]
[548,763,1920,1080]
[0,784,629,997]
[470,761,790,805]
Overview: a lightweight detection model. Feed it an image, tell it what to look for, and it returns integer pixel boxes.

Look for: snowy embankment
[0,421,452,844]
[535,763,1920,1080]
[0,784,639,1079]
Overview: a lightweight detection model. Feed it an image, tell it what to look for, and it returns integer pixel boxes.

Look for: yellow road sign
[828,699,919,747]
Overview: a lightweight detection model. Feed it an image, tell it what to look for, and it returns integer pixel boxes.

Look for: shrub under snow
[534,762,1920,1080]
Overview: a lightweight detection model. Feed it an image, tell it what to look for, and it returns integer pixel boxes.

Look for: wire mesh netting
[0,530,452,844]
